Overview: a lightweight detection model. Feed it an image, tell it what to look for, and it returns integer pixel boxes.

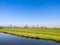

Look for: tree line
[0,24,47,28]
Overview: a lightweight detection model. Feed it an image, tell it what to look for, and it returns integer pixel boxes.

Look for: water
[0,33,60,45]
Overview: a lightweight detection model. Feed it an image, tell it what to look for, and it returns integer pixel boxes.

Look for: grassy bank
[0,28,60,42]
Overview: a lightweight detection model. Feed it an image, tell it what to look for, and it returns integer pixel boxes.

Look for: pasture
[0,28,60,42]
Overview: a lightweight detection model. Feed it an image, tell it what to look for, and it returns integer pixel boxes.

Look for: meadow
[0,28,60,42]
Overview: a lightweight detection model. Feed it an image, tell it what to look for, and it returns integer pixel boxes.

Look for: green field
[0,28,60,42]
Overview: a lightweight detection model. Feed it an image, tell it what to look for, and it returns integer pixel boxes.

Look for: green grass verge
[0,28,60,42]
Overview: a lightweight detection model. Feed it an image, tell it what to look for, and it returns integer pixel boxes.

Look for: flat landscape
[0,28,60,42]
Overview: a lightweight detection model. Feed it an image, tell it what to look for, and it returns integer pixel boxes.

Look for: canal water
[0,33,60,45]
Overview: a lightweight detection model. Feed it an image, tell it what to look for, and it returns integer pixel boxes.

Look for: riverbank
[0,28,60,42]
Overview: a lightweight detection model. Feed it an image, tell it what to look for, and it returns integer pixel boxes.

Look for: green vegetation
[0,28,60,42]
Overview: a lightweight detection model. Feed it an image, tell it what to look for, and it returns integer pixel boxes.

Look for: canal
[0,33,60,45]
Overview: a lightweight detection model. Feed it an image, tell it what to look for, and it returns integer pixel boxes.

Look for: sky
[0,0,60,27]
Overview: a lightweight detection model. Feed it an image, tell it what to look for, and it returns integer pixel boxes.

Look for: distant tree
[9,24,12,28]
[36,25,39,28]
[40,27,47,28]
[0,26,3,29]
[24,24,28,28]
[32,26,35,28]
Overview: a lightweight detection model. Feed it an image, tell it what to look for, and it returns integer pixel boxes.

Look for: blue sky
[0,0,60,27]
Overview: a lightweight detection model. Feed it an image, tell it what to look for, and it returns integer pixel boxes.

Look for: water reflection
[0,33,60,45]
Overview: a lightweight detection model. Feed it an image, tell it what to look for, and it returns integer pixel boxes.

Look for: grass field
[0,28,60,42]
